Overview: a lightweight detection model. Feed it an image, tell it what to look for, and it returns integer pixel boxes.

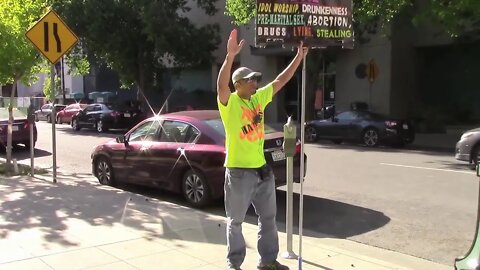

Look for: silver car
[455,128,480,168]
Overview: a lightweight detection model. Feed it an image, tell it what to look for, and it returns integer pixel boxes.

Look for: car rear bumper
[272,153,307,186]
[383,128,415,144]
[103,117,137,129]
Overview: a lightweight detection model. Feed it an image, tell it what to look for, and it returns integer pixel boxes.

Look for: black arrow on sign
[53,23,61,52]
[43,22,62,53]
[43,22,49,51]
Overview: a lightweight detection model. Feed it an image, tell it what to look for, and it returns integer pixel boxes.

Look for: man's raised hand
[227,29,245,57]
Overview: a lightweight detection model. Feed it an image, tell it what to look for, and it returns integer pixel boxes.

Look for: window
[129,120,161,142]
[84,105,95,112]
[185,126,200,143]
[41,104,52,110]
[159,121,195,143]
[336,111,357,121]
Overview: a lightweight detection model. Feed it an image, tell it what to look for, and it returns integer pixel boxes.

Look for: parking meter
[27,104,35,124]
[283,116,296,157]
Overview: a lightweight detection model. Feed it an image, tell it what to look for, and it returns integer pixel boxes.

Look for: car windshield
[204,118,278,137]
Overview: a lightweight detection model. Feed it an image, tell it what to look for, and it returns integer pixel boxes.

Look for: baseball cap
[232,67,262,84]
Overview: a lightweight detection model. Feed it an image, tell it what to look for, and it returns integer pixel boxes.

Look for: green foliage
[42,72,61,101]
[64,48,90,76]
[414,0,480,37]
[53,0,220,92]
[0,0,50,85]
[226,0,257,25]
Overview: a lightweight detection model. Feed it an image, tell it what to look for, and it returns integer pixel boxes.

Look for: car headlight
[461,132,474,140]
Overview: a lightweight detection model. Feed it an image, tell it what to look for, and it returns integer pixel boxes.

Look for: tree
[53,0,221,105]
[0,0,49,173]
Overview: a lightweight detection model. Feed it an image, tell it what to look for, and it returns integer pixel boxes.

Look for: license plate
[124,113,131,117]
[12,126,19,131]
[271,150,286,161]
[402,124,409,129]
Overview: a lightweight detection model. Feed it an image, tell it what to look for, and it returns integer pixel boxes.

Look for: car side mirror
[116,135,129,146]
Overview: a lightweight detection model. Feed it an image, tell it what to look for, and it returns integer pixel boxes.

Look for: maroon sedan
[56,103,87,124]
[91,110,305,207]
[0,109,37,149]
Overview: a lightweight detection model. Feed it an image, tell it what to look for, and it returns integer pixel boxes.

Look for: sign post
[27,101,35,176]
[26,9,78,183]
[255,0,353,268]
[282,116,297,259]
[366,59,379,109]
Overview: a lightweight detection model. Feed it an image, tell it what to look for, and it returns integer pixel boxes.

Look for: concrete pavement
[0,174,451,270]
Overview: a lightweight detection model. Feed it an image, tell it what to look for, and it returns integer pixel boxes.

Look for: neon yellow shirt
[218,84,273,168]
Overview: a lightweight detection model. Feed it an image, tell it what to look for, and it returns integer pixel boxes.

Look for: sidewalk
[0,174,450,270]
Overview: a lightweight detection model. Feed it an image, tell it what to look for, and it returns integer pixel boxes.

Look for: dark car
[305,110,415,147]
[455,128,480,168]
[0,108,37,149]
[71,103,141,133]
[56,103,88,124]
[34,104,66,123]
[91,110,306,207]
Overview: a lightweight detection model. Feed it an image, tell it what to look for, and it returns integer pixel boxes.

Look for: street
[6,121,478,266]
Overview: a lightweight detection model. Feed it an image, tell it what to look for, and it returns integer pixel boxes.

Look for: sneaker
[257,261,289,270]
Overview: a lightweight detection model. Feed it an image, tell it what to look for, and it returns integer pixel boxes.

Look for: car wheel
[305,126,318,142]
[362,128,379,147]
[182,169,211,208]
[72,119,81,131]
[95,157,115,186]
[96,120,107,133]
[332,139,343,144]
[46,115,51,123]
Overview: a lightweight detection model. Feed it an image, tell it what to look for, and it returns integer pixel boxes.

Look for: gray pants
[224,167,279,268]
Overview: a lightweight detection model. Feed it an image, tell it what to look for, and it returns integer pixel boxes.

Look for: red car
[91,110,305,207]
[56,103,87,124]
[0,109,37,149]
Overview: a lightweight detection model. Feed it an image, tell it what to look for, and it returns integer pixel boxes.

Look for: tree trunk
[6,79,17,174]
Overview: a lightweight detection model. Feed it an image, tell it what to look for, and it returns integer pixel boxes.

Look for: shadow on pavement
[307,141,453,157]
[110,181,390,240]
[274,190,390,238]
[422,160,475,172]
[0,147,51,161]
[0,174,226,248]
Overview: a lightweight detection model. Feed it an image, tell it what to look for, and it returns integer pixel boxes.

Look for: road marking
[380,163,475,175]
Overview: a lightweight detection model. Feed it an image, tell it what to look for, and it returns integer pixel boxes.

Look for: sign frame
[25,9,79,64]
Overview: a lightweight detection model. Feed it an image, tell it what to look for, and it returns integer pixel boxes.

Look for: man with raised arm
[217,29,308,270]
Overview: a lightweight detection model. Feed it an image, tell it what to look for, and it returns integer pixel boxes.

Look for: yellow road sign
[366,59,379,83]
[25,9,78,64]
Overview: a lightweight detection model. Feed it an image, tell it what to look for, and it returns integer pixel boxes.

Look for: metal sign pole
[28,97,35,177]
[282,117,297,259]
[298,51,307,270]
[51,64,57,183]
[30,119,34,176]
